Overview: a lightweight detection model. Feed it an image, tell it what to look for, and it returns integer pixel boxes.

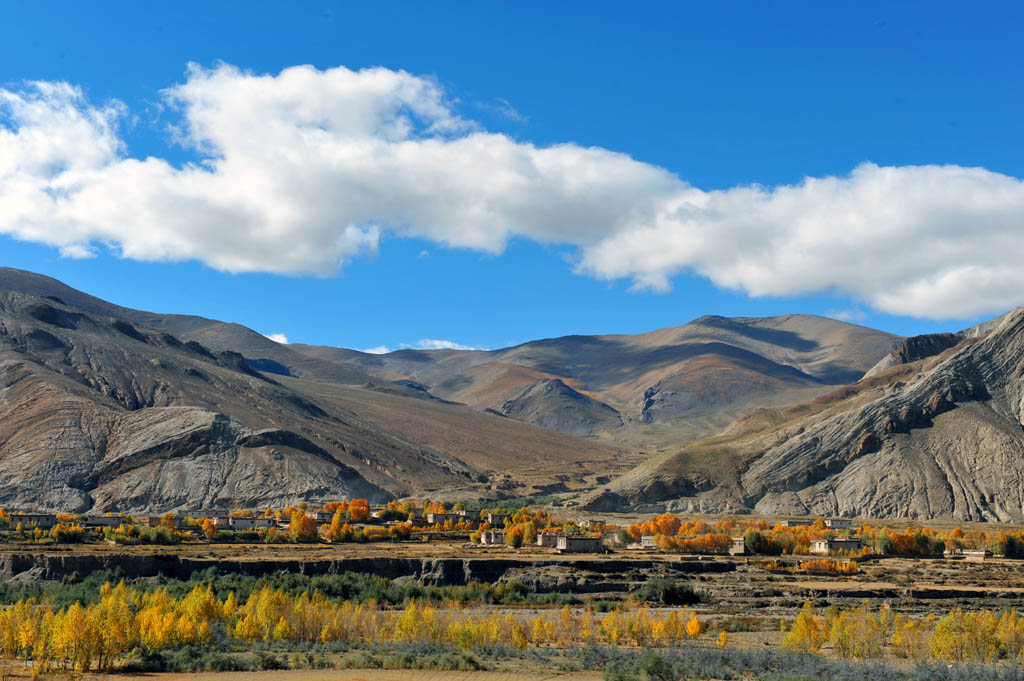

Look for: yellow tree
[783,602,824,653]
[530,617,546,646]
[272,616,292,642]
[324,508,347,542]
[288,511,318,543]
[201,518,218,540]
[94,581,138,669]
[685,612,703,638]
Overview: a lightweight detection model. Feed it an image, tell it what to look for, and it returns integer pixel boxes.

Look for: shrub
[254,650,287,670]
[631,578,699,606]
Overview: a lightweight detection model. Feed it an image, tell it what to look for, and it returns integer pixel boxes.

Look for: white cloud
[359,339,485,354]
[825,308,868,323]
[479,97,527,123]
[2,64,1024,319]
[263,333,289,344]
[576,163,1024,319]
[408,339,484,351]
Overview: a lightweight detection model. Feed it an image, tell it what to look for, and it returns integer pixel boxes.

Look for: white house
[810,537,862,555]
[480,530,505,545]
[228,516,276,530]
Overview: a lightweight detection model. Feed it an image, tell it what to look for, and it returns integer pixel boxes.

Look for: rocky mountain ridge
[8,267,1021,522]
[590,309,1024,521]
[0,288,627,512]
[0,268,901,451]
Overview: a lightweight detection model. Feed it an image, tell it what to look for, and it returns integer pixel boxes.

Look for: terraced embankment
[0,550,734,592]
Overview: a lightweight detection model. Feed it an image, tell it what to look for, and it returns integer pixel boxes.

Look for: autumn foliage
[782,601,1024,663]
[798,559,859,574]
[0,581,707,672]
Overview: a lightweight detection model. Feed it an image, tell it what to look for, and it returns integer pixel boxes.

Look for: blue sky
[1,2,1022,350]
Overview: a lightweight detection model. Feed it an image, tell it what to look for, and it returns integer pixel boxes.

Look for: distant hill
[292,313,901,446]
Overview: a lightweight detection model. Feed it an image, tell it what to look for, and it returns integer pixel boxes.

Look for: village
[0,503,1023,678]
[0,505,1010,563]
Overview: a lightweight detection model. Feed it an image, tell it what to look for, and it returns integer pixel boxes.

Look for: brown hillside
[590,310,1024,521]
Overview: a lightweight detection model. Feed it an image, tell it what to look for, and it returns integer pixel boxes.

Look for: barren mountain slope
[292,315,900,442]
[499,379,623,437]
[0,268,384,388]
[0,290,625,511]
[2,269,900,444]
[589,309,1024,521]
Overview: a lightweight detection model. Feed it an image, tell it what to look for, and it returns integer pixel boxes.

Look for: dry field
[2,671,605,681]
[7,535,1024,617]
[96,671,604,681]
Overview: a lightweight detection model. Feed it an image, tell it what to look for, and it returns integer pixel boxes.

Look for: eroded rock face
[601,309,1024,521]
[0,285,629,511]
[739,312,1024,520]
[863,333,961,379]
[0,290,464,511]
[0,357,384,512]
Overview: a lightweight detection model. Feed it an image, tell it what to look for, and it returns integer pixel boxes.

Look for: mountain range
[2,266,1023,521]
[586,310,1024,521]
[292,313,899,450]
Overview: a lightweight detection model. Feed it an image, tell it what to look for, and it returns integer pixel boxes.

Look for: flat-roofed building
[556,535,603,553]
[729,536,748,555]
[228,516,276,530]
[184,509,229,520]
[810,537,862,555]
[486,513,509,526]
[964,549,992,562]
[11,514,57,529]
[536,532,562,548]
[824,518,853,530]
[480,530,505,545]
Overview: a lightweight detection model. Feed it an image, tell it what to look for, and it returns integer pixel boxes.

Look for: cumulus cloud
[2,64,1024,319]
[577,163,1024,319]
[360,345,392,355]
[263,333,289,344]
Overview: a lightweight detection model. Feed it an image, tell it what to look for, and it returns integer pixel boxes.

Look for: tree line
[784,601,1024,662]
[0,581,705,673]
